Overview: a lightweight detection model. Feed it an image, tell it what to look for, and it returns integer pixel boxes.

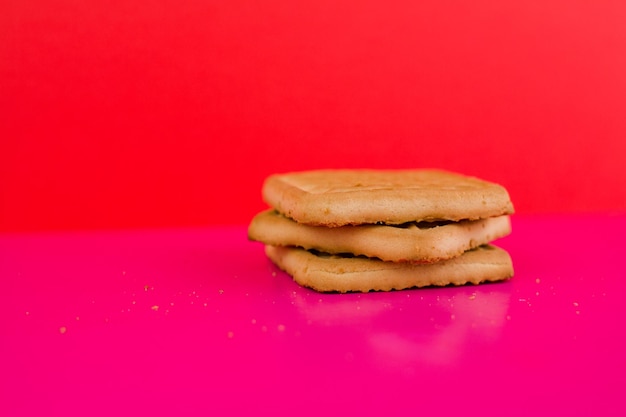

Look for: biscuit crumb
[277,324,286,332]
[227,331,234,338]
[59,326,67,334]
[469,293,476,300]
[151,305,159,311]
[535,278,541,284]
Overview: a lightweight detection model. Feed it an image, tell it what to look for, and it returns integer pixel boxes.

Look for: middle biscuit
[248,209,511,263]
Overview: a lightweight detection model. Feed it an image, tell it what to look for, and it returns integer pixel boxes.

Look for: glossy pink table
[2,215,625,416]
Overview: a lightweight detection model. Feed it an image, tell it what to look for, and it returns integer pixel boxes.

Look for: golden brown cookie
[265,244,514,293]
[249,209,511,263]
[262,169,514,226]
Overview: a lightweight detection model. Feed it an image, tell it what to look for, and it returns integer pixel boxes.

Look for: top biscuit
[262,169,514,226]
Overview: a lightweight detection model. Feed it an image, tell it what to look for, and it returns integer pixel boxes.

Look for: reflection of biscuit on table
[368,290,511,368]
[287,284,511,368]
[249,169,514,292]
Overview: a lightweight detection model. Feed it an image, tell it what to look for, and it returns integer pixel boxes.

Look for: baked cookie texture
[249,209,512,263]
[250,169,514,293]
[265,245,514,293]
[262,169,514,226]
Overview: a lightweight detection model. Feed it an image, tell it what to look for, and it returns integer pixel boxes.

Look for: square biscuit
[265,244,514,293]
[249,209,512,263]
[262,169,514,226]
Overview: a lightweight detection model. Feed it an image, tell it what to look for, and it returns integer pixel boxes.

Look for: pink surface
[1,214,625,416]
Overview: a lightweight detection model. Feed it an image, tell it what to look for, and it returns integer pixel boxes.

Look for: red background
[1,0,625,232]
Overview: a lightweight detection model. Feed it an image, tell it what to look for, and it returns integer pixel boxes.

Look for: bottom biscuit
[265,245,513,293]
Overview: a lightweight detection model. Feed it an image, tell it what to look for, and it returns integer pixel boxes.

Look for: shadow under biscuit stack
[248,169,514,293]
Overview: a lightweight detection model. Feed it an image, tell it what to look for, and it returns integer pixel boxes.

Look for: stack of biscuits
[248,169,514,293]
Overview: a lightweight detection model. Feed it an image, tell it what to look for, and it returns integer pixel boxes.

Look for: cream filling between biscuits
[376,220,454,229]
